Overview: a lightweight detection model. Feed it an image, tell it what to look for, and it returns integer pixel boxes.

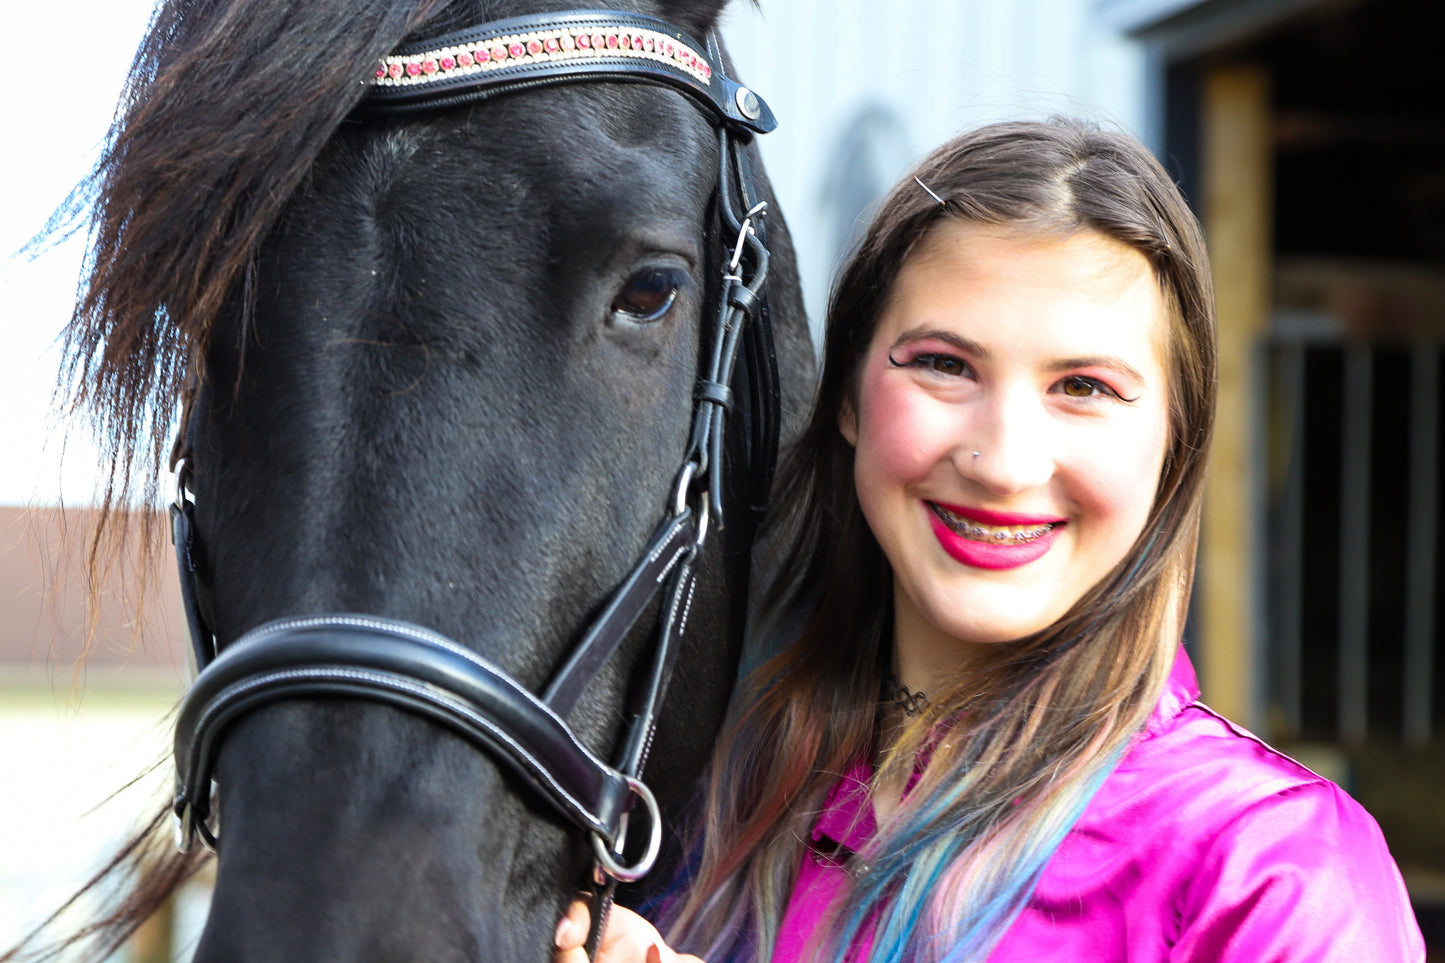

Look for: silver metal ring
[174,459,192,509]
[671,461,698,518]
[590,776,662,883]
[173,806,194,853]
[693,493,710,550]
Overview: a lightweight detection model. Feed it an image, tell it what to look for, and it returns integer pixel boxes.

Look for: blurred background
[2,0,1440,957]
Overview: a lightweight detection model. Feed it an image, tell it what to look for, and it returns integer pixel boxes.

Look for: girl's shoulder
[992,647,1425,961]
[1123,646,1367,813]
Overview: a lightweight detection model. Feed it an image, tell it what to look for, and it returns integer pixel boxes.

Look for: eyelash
[888,351,972,377]
[1058,375,1119,400]
[887,352,1138,403]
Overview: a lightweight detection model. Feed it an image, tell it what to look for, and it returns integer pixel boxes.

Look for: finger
[553,945,591,963]
[596,905,666,962]
[642,939,708,963]
[555,900,591,953]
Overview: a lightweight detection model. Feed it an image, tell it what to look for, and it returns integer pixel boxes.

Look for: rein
[168,5,780,942]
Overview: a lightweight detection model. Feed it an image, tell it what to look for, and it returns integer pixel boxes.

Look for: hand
[553,899,706,963]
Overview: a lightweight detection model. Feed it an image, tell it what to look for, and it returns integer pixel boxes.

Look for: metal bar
[1404,346,1439,747]
[1248,341,1269,732]
[1276,343,1306,735]
[1338,344,1372,745]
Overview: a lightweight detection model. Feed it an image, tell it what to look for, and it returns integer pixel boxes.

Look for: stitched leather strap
[173,615,652,863]
[362,9,776,135]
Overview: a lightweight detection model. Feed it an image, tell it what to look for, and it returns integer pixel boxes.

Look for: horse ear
[656,0,732,36]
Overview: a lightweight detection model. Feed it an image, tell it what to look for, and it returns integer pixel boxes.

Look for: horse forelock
[64,0,750,529]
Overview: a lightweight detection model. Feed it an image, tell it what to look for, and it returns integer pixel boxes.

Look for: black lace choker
[882,671,930,716]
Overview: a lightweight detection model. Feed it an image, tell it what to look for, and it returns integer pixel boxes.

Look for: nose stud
[972,450,981,459]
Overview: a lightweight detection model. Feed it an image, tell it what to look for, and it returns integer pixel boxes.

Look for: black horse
[20,0,811,960]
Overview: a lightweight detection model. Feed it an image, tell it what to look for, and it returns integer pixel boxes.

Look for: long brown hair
[668,118,1216,962]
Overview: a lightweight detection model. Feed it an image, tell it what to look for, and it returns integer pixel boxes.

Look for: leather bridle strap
[172,614,662,872]
[360,8,776,135]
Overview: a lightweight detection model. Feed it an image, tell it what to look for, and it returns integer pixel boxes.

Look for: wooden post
[1199,63,1272,727]
[129,896,175,963]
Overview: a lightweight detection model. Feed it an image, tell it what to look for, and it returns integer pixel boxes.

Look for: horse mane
[10,3,466,959]
[59,0,456,559]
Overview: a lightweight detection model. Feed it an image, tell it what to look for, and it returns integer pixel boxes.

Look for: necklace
[882,671,930,716]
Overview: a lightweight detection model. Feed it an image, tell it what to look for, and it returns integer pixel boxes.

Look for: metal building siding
[720,1,1149,331]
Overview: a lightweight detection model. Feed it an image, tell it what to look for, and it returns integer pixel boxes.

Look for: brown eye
[929,356,965,376]
[612,268,681,323]
[1062,376,1100,397]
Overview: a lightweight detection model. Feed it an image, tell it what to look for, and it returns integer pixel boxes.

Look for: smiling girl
[556,119,1423,962]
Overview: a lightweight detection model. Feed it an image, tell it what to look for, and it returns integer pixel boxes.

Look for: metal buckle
[727,201,767,278]
[670,460,699,518]
[174,458,193,511]
[174,780,220,854]
[589,776,662,883]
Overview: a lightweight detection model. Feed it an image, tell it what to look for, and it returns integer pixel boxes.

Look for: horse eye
[612,268,680,323]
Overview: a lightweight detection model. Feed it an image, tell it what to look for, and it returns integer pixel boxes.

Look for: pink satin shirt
[774,649,1425,962]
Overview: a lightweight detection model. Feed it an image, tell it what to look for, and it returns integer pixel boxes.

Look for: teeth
[931,504,1056,543]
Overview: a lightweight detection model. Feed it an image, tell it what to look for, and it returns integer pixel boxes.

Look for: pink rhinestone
[388,63,403,78]
[545,38,560,53]
[527,39,543,55]
[406,61,422,76]
[374,66,386,78]
[561,33,576,50]
[666,43,675,57]
[424,58,440,73]
[591,33,605,49]
[475,47,490,63]
[439,55,455,70]
[607,34,619,49]
[509,42,525,58]
[491,45,507,61]
[703,63,712,78]
[620,35,631,50]
[634,35,645,51]
[577,33,591,48]
[458,51,474,66]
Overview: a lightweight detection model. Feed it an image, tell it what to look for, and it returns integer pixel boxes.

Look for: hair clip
[914,176,947,207]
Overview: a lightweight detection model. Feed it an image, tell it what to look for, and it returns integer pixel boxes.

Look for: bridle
[167,4,780,934]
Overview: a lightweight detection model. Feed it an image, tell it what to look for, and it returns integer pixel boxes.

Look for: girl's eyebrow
[889,328,990,359]
[1048,356,1148,384]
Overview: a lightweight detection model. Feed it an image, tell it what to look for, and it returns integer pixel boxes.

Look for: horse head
[50,0,811,959]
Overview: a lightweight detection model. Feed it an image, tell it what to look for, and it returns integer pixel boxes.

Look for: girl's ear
[838,398,858,447]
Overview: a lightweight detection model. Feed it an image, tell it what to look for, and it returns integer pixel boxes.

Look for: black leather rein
[169,6,781,910]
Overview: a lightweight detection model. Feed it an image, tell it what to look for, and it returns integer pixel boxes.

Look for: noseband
[169,5,779,908]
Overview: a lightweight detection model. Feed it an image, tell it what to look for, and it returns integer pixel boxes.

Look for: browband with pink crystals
[362,8,775,134]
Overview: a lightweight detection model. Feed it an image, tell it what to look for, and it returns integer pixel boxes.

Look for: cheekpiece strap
[362,8,776,134]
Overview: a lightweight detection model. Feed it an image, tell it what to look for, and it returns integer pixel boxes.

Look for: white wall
[0,683,188,960]
[720,0,1151,336]
[0,0,158,509]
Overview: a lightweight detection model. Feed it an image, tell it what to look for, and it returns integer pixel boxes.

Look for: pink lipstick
[926,501,1064,571]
